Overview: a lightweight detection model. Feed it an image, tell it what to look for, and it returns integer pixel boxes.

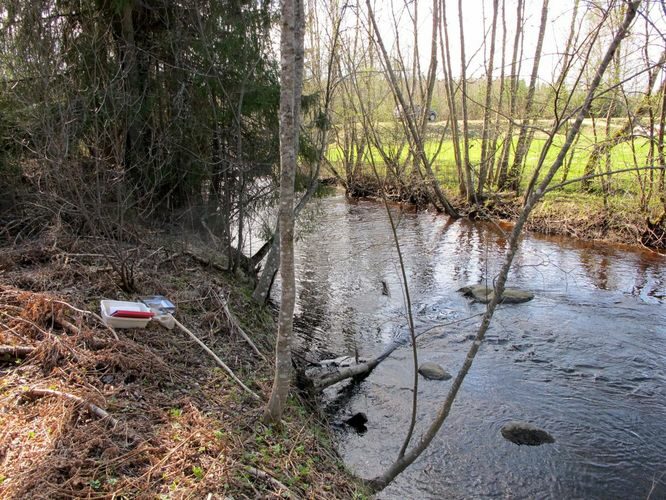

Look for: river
[282,194,665,499]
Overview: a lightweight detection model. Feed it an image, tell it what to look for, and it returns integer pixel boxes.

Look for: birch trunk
[496,0,524,189]
[505,0,549,193]
[478,0,499,198]
[264,0,304,424]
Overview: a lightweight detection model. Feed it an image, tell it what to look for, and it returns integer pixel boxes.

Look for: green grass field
[326,127,654,197]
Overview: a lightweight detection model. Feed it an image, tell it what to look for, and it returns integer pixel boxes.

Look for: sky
[364,0,665,88]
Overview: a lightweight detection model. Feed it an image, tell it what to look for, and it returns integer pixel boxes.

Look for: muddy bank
[330,174,666,251]
[0,235,364,499]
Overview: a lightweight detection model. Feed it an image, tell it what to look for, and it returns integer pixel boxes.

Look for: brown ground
[0,234,363,499]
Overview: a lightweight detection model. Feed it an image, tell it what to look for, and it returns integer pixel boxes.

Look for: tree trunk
[439,1,464,196]
[505,0,549,193]
[523,0,579,202]
[457,0,475,203]
[264,0,304,424]
[478,0,499,198]
[496,0,524,189]
[487,0,507,187]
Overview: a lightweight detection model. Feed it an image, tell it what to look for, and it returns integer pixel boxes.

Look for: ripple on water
[288,195,666,499]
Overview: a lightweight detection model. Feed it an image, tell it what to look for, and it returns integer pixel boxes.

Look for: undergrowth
[0,230,366,499]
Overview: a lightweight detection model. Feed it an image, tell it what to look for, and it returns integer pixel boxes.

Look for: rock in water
[501,421,555,446]
[459,285,534,304]
[344,412,368,433]
[418,362,452,381]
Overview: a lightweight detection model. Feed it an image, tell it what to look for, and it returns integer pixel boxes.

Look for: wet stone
[459,285,534,304]
[501,421,555,446]
[418,362,452,381]
[344,412,368,433]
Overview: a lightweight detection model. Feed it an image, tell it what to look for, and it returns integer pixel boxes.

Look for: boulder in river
[344,412,368,433]
[418,362,452,381]
[501,421,555,446]
[459,285,534,304]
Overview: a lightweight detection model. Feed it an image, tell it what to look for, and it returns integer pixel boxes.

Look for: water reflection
[286,194,666,499]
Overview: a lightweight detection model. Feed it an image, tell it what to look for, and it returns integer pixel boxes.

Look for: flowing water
[284,194,665,499]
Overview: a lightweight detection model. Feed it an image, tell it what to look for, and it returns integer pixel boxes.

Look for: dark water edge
[277,194,665,499]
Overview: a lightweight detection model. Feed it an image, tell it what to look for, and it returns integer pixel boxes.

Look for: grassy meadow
[323,119,666,247]
[326,122,655,199]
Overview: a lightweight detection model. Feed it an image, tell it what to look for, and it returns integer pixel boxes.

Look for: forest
[0,0,665,498]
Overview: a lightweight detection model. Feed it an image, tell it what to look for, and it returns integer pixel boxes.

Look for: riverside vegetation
[1,0,664,497]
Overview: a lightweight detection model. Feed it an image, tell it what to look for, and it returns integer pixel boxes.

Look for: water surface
[287,195,666,499]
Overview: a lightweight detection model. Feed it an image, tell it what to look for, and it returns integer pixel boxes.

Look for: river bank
[0,233,366,498]
[326,173,666,252]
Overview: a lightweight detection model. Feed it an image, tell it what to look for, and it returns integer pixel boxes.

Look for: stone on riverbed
[501,421,555,446]
[418,362,452,381]
[344,412,368,433]
[459,284,534,304]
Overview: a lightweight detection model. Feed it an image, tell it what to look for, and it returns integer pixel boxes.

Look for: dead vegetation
[0,236,362,499]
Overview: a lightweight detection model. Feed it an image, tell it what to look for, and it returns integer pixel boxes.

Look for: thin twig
[172,317,260,400]
[21,387,118,427]
[49,299,119,340]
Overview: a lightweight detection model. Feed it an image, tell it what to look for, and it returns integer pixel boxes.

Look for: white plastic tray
[100,300,153,329]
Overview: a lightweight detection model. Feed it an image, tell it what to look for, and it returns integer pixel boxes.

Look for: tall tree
[456,0,476,202]
[264,0,305,424]
[496,0,525,189]
[478,0,500,198]
[505,0,550,193]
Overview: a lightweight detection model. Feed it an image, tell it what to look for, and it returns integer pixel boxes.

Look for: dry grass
[0,237,364,499]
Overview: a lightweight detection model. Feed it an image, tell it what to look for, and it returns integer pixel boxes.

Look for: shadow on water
[280,194,666,499]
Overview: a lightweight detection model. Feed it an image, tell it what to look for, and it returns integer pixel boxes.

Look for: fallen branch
[49,299,119,341]
[0,344,35,359]
[21,387,118,427]
[217,293,268,362]
[172,317,261,400]
[311,313,484,391]
[244,465,299,499]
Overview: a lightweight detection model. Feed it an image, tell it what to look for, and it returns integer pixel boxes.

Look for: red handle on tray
[111,310,154,319]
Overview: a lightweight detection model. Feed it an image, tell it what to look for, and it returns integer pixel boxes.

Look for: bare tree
[496,0,525,189]
[478,0,500,198]
[365,0,459,217]
[505,0,550,193]
[264,0,305,424]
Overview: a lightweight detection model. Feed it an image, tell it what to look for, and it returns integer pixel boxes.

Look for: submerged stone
[501,421,555,446]
[344,412,368,433]
[459,285,534,304]
[418,362,452,381]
